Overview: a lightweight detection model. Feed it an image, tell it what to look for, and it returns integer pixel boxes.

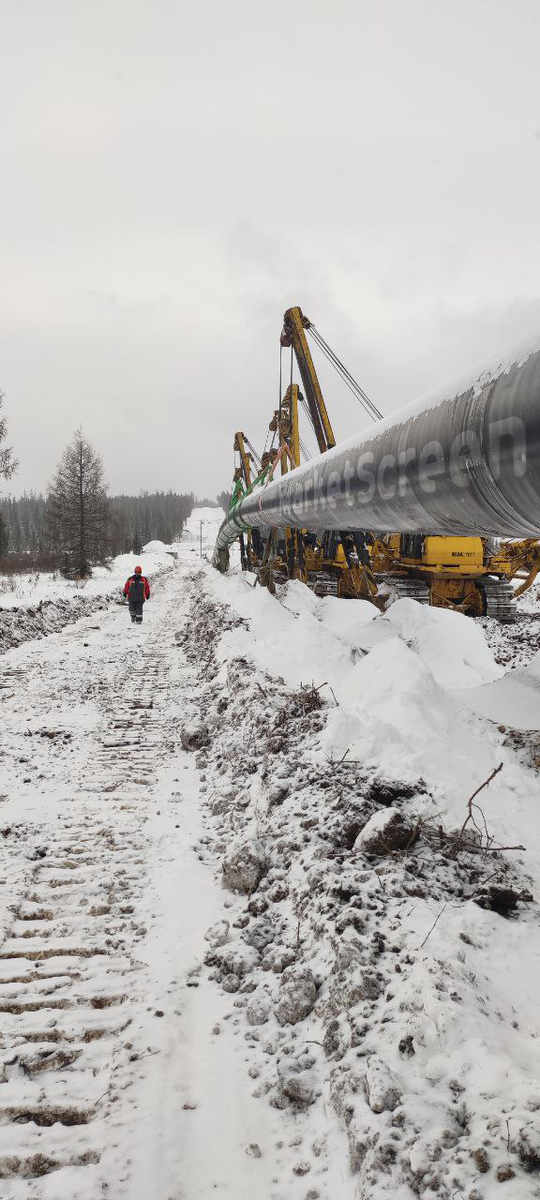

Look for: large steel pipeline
[213,336,540,570]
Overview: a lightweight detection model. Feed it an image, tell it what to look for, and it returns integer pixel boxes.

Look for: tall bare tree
[0,393,17,481]
[46,429,109,577]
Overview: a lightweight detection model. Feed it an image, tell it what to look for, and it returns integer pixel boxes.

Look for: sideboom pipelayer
[214,307,540,623]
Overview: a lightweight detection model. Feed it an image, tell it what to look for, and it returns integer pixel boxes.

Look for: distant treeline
[109,492,195,553]
[0,491,195,557]
[216,490,231,512]
[0,493,45,555]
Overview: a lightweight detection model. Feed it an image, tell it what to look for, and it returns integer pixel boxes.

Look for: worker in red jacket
[123,565,150,624]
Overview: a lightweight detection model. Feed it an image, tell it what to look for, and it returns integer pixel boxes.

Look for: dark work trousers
[129,600,144,624]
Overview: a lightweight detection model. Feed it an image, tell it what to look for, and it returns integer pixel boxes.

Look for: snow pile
[141,538,176,554]
[354,598,504,689]
[207,570,375,688]
[179,566,540,1199]
[327,634,500,807]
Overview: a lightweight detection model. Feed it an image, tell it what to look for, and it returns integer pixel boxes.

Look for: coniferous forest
[0,490,195,562]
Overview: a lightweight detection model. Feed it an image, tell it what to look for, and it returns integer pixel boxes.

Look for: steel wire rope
[298,394,319,455]
[307,326,382,422]
[279,345,283,423]
[310,334,381,421]
[308,325,381,417]
[298,391,317,433]
[309,331,381,421]
[245,438,261,467]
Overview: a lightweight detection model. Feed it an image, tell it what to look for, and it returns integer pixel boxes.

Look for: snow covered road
[0,565,349,1200]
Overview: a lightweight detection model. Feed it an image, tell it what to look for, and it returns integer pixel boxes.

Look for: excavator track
[379,577,431,605]
[269,569,340,597]
[480,577,518,623]
[310,571,339,597]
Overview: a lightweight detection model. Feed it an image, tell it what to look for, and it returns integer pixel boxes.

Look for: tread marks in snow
[0,613,177,1189]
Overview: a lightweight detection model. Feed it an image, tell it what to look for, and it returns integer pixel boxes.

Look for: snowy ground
[1,517,540,1198]
[0,505,225,615]
[0,549,176,610]
[0,547,178,654]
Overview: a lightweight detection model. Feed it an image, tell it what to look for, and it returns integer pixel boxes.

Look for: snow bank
[183,566,540,1199]
[328,634,499,804]
[142,538,176,554]
[208,568,503,683]
[452,651,540,730]
[202,557,529,813]
[356,597,504,689]
[92,549,175,589]
[210,571,355,688]
[0,593,112,653]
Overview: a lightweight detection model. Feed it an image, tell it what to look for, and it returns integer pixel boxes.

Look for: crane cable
[298,392,317,437]
[308,324,381,419]
[307,325,383,423]
[244,437,261,467]
[278,345,283,425]
[299,397,322,459]
[278,324,378,465]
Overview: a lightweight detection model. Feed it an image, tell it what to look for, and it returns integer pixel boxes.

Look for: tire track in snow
[0,577,181,1195]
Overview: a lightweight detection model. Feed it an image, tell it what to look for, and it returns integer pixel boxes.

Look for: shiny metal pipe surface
[214,336,540,567]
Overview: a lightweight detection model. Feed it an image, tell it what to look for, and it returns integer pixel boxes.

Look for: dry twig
[459,762,503,843]
[419,902,448,949]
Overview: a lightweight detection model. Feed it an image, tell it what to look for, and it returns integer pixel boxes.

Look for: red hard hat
[134,565,142,574]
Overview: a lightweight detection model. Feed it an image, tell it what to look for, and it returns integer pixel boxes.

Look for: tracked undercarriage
[377,574,518,622]
[378,577,431,606]
[480,577,518,623]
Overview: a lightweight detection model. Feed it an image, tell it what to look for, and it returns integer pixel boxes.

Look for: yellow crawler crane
[232,387,377,597]
[229,305,540,621]
[369,534,540,620]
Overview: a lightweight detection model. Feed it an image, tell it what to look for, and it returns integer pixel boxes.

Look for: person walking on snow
[123,565,150,624]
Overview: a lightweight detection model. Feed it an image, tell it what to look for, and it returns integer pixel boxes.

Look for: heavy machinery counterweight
[214,310,540,621]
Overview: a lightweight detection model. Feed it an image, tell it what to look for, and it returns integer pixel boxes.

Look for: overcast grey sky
[2,0,540,497]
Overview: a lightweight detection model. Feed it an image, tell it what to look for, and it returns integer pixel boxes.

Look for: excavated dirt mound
[181,570,537,1199]
[0,595,113,653]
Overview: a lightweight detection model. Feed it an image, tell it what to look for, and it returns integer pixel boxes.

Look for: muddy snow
[1,530,540,1199]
